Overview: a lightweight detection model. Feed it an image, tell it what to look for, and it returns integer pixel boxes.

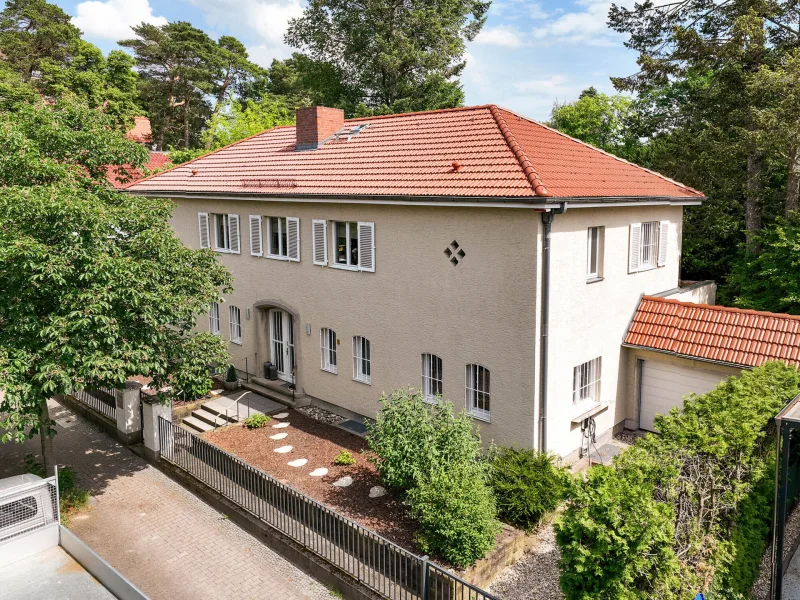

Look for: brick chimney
[295,106,345,150]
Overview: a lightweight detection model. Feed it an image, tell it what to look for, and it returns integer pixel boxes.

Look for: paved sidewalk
[0,399,335,600]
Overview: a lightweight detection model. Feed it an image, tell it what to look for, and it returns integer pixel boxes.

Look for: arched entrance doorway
[253,300,300,385]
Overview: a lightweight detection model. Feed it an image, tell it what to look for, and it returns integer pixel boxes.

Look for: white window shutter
[228,214,240,254]
[287,217,300,262]
[198,213,210,249]
[628,222,642,273]
[249,215,262,257]
[357,222,375,272]
[658,220,670,267]
[312,219,327,266]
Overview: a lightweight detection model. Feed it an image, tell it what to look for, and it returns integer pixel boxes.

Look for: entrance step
[191,406,231,427]
[182,415,214,433]
[242,378,309,409]
[202,400,246,422]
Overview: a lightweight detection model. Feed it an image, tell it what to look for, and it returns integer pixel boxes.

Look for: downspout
[539,203,567,452]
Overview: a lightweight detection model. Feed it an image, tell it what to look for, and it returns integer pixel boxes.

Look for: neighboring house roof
[107,152,171,189]
[126,116,153,144]
[624,296,800,368]
[125,105,704,201]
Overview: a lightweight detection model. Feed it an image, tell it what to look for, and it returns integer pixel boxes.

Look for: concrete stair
[182,402,239,433]
[241,377,309,409]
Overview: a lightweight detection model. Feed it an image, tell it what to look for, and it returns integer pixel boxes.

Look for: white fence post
[142,396,171,462]
[115,380,143,445]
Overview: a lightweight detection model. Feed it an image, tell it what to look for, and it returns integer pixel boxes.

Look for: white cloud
[536,0,623,46]
[246,42,294,68]
[474,25,525,48]
[185,0,303,45]
[73,0,167,41]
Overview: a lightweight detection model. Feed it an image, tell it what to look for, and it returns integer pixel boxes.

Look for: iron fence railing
[71,387,118,421]
[158,417,496,600]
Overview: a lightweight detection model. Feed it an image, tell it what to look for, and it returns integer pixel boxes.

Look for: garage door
[639,360,729,432]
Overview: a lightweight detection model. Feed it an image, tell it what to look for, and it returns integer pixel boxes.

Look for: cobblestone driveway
[0,399,335,600]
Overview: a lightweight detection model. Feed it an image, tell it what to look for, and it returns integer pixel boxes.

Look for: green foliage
[171,333,229,401]
[168,147,206,165]
[549,87,643,162]
[201,96,295,150]
[226,364,238,383]
[555,363,800,599]
[489,446,572,531]
[285,0,489,114]
[366,388,498,566]
[409,462,500,568]
[333,450,356,466]
[23,456,89,524]
[0,96,232,449]
[244,413,271,429]
[727,215,800,314]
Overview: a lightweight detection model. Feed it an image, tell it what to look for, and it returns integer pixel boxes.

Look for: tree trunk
[787,142,800,217]
[183,94,191,149]
[38,397,55,476]
[745,150,763,251]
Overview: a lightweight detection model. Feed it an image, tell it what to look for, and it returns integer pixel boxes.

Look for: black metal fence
[158,417,497,600]
[71,387,118,421]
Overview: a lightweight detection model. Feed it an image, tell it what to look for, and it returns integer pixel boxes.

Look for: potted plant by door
[224,365,239,391]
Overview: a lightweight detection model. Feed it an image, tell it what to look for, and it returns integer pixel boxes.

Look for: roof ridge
[641,295,800,321]
[488,105,551,197]
[495,107,705,198]
[342,104,493,124]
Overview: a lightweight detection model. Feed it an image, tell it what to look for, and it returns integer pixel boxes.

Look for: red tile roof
[624,296,800,368]
[126,105,703,200]
[107,152,171,189]
[126,116,152,144]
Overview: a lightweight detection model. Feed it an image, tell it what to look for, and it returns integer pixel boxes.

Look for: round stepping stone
[269,432,288,440]
[333,476,353,488]
[369,486,386,499]
[272,422,289,429]
[273,412,289,419]
[274,445,293,454]
[288,458,307,468]
[309,468,328,477]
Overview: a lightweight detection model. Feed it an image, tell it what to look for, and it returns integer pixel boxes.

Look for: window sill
[321,367,338,375]
[631,265,657,274]
[230,339,243,346]
[469,410,491,423]
[571,401,607,423]
[586,276,604,284]
[353,376,371,385]
[265,254,291,261]
[330,263,359,272]
[422,395,440,405]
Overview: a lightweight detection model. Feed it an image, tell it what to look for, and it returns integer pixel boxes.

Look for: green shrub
[333,450,356,466]
[24,457,89,525]
[489,447,572,531]
[244,413,270,429]
[409,463,500,568]
[366,387,482,492]
[169,332,229,401]
[226,364,238,383]
[555,362,800,599]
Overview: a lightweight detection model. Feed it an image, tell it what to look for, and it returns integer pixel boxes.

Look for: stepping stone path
[274,446,293,454]
[333,476,353,488]
[369,486,386,499]
[288,458,307,468]
[309,468,328,477]
[269,432,288,440]
[272,422,289,429]
[273,412,289,419]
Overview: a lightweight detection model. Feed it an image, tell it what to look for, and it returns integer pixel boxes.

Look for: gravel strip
[751,503,800,599]
[487,522,564,600]
[613,429,644,445]
[296,404,346,425]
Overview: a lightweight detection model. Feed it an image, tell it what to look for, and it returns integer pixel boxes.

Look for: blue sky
[52,0,640,121]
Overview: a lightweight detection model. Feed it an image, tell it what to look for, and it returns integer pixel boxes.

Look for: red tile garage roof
[126,105,703,201]
[624,296,800,368]
[107,152,171,189]
[126,116,152,144]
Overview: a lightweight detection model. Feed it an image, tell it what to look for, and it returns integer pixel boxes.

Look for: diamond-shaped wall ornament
[444,240,466,266]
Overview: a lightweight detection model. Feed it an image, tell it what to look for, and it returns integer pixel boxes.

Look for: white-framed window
[573,357,601,404]
[312,220,375,272]
[209,302,220,335]
[353,336,371,384]
[629,221,669,273]
[465,364,490,421]
[320,327,337,373]
[421,354,443,403]
[587,226,604,280]
[229,305,242,345]
[213,213,240,254]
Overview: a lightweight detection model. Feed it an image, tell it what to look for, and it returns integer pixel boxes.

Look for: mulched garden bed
[202,409,419,552]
